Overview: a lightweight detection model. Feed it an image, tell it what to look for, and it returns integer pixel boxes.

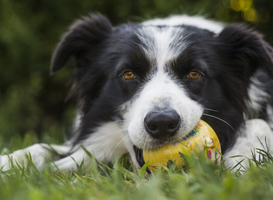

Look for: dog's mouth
[133,145,145,167]
[134,145,145,167]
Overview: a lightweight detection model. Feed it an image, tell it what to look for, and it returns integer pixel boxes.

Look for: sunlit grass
[1,137,273,200]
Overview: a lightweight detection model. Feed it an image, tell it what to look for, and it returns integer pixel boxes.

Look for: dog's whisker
[109,135,129,158]
[204,108,219,112]
[203,113,235,131]
[108,128,128,135]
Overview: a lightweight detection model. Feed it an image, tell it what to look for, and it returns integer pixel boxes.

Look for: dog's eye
[187,71,202,80]
[122,71,136,80]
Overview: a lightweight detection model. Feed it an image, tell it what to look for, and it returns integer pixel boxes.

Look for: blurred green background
[0,0,272,148]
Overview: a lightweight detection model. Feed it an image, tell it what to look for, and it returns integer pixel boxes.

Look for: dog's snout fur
[144,110,180,139]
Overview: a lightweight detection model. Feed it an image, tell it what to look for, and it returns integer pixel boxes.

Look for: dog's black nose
[144,110,180,139]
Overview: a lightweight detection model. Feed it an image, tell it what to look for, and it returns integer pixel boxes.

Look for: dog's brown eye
[187,71,202,80]
[122,71,136,80]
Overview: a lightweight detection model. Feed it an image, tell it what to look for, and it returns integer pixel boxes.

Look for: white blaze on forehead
[137,15,223,71]
[142,15,224,34]
[137,26,188,70]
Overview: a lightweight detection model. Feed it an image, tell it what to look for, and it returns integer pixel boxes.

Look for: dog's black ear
[218,24,273,79]
[50,13,112,73]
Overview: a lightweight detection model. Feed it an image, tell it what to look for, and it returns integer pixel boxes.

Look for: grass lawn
[1,136,273,200]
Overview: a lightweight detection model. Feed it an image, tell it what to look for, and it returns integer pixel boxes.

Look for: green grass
[1,138,273,200]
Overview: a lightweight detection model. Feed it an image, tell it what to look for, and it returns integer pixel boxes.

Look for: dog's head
[51,14,273,154]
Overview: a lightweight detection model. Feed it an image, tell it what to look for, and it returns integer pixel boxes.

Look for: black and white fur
[1,14,273,172]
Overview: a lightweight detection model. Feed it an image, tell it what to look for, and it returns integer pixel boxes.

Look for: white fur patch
[53,122,130,171]
[0,144,70,171]
[245,77,270,119]
[137,26,188,67]
[0,122,133,172]
[224,119,273,171]
[142,15,224,34]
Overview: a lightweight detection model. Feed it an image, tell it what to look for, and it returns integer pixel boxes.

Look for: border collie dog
[1,14,273,172]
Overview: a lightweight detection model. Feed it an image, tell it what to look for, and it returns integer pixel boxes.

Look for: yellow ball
[143,120,221,171]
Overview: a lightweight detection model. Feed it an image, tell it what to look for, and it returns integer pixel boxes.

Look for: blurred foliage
[0,0,272,146]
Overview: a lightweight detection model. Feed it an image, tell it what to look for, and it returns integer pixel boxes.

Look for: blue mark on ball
[182,126,200,145]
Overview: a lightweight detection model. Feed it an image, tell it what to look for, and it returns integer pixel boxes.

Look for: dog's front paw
[0,144,50,171]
